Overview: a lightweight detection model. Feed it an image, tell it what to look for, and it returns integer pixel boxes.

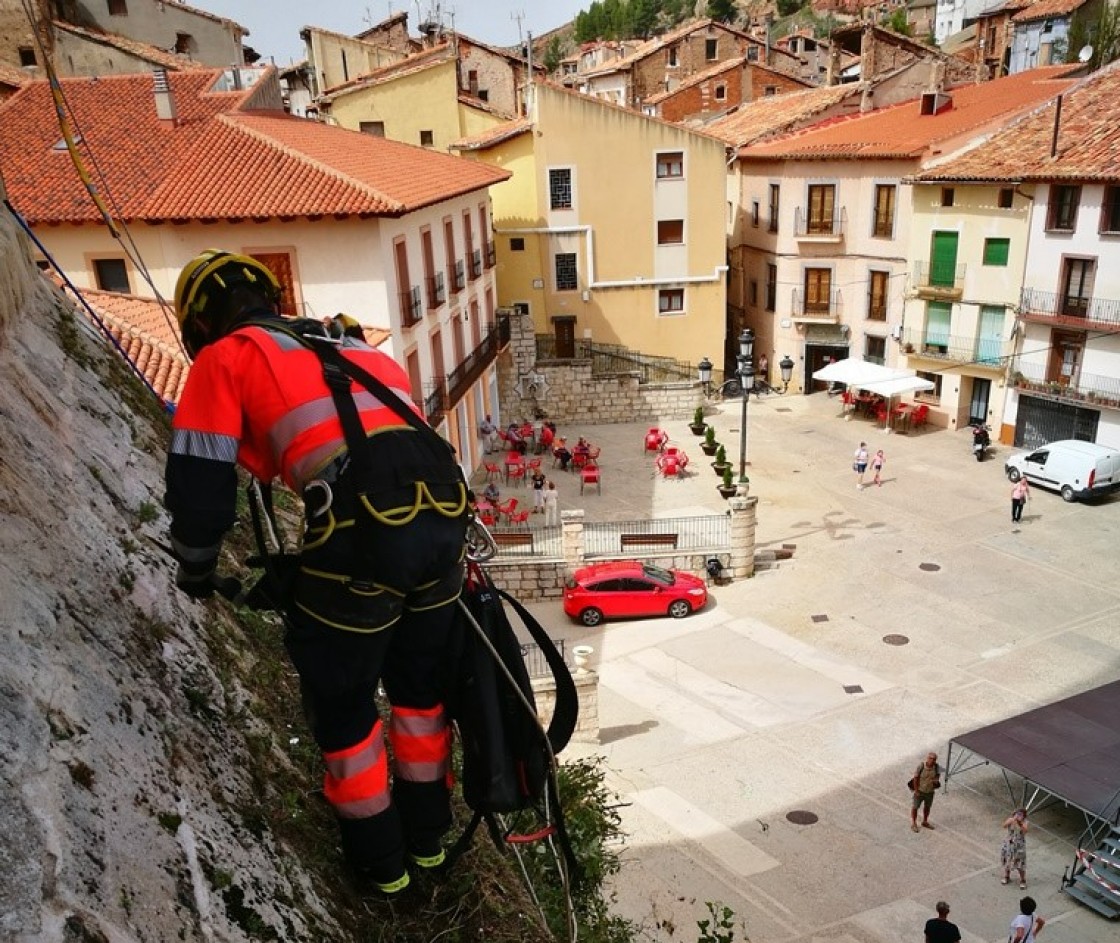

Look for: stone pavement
[516,391,1120,943]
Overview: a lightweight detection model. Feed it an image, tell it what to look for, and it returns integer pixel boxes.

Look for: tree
[776,0,803,17]
[543,36,566,73]
[631,0,661,37]
[884,8,912,36]
[707,0,739,24]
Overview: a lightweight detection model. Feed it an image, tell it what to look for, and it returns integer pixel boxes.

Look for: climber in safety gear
[165,250,469,896]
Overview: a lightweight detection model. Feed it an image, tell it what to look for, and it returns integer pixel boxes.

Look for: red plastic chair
[644,427,666,453]
[912,403,930,429]
[505,461,526,487]
[580,462,601,495]
[497,498,518,521]
[483,462,501,483]
[875,404,889,428]
[508,509,531,528]
[587,445,601,463]
[571,451,589,473]
[659,455,681,478]
[478,509,497,527]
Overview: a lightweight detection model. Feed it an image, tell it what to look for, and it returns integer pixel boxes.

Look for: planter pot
[711,462,732,476]
[700,443,719,456]
[689,423,708,436]
[717,485,738,499]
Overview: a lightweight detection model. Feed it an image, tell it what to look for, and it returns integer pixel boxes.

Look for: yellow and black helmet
[328,313,365,340]
[174,250,281,356]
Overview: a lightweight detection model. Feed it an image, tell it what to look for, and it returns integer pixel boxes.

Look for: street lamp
[737,327,754,483]
[697,356,713,397]
[778,354,795,392]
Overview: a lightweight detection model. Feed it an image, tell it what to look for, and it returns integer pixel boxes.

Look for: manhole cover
[811,614,830,623]
[786,810,819,825]
[883,634,910,646]
[843,684,864,694]
[919,562,941,572]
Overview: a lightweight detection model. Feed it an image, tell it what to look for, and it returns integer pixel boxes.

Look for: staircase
[1064,824,1120,919]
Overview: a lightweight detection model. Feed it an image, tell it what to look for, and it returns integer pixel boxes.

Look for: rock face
[0,211,344,941]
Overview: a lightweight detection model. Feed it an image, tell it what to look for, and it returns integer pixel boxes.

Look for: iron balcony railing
[523,638,566,679]
[1010,358,1120,408]
[399,285,422,326]
[793,206,847,239]
[1019,287,1120,332]
[791,287,843,320]
[900,327,1007,365]
[424,376,447,426]
[534,335,695,383]
[583,515,731,558]
[425,272,445,310]
[452,259,466,293]
[470,248,483,279]
[484,240,496,268]
[445,317,510,406]
[913,261,966,293]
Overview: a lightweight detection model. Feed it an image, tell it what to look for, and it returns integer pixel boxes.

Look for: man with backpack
[164,250,468,897]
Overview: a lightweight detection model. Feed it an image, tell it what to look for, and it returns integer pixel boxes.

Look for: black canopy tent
[945,680,1120,828]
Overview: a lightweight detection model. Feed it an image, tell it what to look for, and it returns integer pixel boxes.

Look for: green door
[930,231,959,287]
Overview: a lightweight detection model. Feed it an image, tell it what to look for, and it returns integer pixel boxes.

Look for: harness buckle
[464,515,498,563]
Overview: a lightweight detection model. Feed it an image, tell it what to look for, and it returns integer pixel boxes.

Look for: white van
[1004,440,1120,502]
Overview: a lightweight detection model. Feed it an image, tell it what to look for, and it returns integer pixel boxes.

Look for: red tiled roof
[53,21,210,71]
[451,117,532,151]
[1012,0,1091,22]
[917,61,1120,182]
[0,61,30,90]
[644,57,810,105]
[705,84,861,148]
[0,69,510,225]
[738,66,1078,161]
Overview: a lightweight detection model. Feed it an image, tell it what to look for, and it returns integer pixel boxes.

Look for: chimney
[153,68,177,125]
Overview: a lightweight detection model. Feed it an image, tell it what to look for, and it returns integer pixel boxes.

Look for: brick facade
[656,62,808,122]
[631,24,752,106]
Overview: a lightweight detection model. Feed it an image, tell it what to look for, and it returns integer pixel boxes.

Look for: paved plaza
[511,391,1120,943]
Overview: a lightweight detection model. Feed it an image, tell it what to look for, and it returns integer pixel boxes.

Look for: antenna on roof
[512,9,525,47]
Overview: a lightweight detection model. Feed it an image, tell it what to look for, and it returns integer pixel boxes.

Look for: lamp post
[736,328,754,483]
[778,354,794,392]
[697,356,713,398]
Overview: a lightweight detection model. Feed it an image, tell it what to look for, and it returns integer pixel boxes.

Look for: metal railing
[791,287,843,320]
[900,327,1008,365]
[424,376,446,425]
[1010,358,1120,406]
[1020,287,1120,331]
[583,515,730,558]
[445,319,509,406]
[534,336,695,383]
[522,639,566,679]
[793,206,847,238]
[452,259,465,293]
[491,524,563,557]
[913,261,966,292]
[399,286,422,326]
[470,249,483,279]
[425,272,445,310]
[484,240,496,268]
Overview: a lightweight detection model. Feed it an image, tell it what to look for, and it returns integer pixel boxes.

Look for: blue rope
[4,199,173,413]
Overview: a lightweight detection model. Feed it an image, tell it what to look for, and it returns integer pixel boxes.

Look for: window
[747,46,759,62]
[667,45,679,67]
[873,184,895,237]
[1047,185,1080,231]
[749,279,758,307]
[108,0,128,15]
[549,168,572,210]
[18,46,36,67]
[715,84,726,101]
[1060,257,1094,316]
[806,184,836,234]
[656,151,683,179]
[977,305,1004,364]
[751,201,759,227]
[983,237,1010,266]
[705,39,718,61]
[359,121,385,136]
[765,263,777,311]
[1100,186,1120,233]
[444,218,460,293]
[804,267,832,315]
[865,335,886,365]
[93,258,129,293]
[419,129,434,147]
[658,289,684,314]
[768,184,779,232]
[924,301,951,352]
[510,237,525,251]
[998,188,1014,209]
[916,370,942,403]
[555,252,578,291]
[941,187,955,207]
[174,33,194,55]
[657,220,684,244]
[867,270,888,321]
[763,85,777,96]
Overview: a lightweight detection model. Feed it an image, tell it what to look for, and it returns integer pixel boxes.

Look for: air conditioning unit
[891,325,902,341]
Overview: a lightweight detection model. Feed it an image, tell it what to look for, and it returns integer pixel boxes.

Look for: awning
[858,375,935,396]
[811,358,909,386]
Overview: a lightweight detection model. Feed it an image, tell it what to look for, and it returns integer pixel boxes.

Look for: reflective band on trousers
[389,705,450,782]
[322,722,390,819]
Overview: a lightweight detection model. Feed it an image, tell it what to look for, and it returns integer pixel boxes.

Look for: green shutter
[983,238,1010,266]
[930,231,959,286]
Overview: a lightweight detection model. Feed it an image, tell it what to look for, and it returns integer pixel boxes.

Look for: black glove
[176,562,217,599]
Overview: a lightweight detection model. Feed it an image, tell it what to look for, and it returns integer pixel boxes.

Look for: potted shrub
[717,466,737,499]
[700,426,719,456]
[711,444,731,475]
[689,406,707,436]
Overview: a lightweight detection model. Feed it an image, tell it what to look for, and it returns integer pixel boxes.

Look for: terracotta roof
[53,21,210,71]
[0,69,510,225]
[450,117,532,151]
[738,66,1078,161]
[704,84,861,148]
[0,61,30,90]
[917,61,1120,182]
[1012,0,1091,22]
[644,56,810,105]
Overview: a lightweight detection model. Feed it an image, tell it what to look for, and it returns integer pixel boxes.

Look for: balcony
[899,327,1007,367]
[793,207,847,243]
[399,285,422,326]
[913,261,965,301]
[424,376,447,426]
[470,249,483,280]
[452,259,465,293]
[791,287,843,322]
[1010,358,1120,409]
[425,272,446,310]
[484,240,496,269]
[444,316,510,406]
[1019,287,1120,334]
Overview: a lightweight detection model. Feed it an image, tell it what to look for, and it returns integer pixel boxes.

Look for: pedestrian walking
[923,901,961,943]
[479,414,499,453]
[530,468,546,513]
[1011,477,1030,523]
[1000,808,1029,888]
[872,449,885,487]
[1008,896,1045,942]
[909,751,941,832]
[853,441,869,489]
[543,479,560,526]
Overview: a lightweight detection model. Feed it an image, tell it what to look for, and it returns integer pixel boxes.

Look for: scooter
[971,423,991,462]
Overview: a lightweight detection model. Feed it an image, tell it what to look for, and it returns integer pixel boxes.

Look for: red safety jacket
[165,317,419,564]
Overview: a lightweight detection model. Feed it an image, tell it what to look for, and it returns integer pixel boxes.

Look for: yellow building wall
[328,60,463,151]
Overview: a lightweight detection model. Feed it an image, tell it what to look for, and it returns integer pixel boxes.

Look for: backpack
[442,562,581,878]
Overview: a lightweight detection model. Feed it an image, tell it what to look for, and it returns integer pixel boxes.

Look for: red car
[563,561,708,627]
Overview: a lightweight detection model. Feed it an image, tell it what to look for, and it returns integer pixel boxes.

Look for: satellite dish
[1078,44,1093,63]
